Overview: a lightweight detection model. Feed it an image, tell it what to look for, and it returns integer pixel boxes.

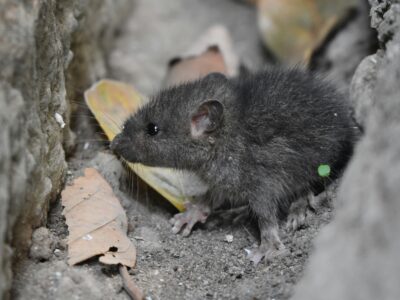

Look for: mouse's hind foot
[246,225,289,265]
[286,193,320,231]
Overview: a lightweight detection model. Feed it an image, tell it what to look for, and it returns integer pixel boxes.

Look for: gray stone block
[0,1,133,299]
[292,1,400,299]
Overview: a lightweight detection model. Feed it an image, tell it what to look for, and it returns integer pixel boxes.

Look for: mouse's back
[227,68,356,189]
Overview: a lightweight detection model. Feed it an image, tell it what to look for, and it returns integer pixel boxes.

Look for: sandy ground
[12,0,373,299]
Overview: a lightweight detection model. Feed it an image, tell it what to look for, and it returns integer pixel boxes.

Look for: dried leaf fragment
[62,168,136,267]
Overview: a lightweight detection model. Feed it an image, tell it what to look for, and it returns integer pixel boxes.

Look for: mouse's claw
[171,216,186,234]
[245,248,264,265]
[246,224,289,265]
[245,241,288,265]
[170,202,210,236]
[181,219,198,237]
[286,210,308,231]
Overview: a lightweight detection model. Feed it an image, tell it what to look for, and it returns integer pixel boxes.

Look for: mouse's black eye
[146,123,159,136]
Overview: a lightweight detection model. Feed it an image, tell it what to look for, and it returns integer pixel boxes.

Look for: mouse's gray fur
[111,68,356,263]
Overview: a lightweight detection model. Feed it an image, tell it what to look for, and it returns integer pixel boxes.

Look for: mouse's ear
[191,100,224,138]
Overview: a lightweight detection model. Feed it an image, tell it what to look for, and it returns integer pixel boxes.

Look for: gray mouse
[111,68,356,264]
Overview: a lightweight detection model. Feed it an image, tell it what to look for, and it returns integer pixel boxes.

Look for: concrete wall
[292,1,400,299]
[0,1,133,298]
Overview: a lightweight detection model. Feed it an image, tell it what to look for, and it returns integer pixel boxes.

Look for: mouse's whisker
[145,183,149,210]
[127,165,133,197]
[70,113,102,120]
[74,139,108,143]
[122,158,134,199]
[133,170,140,212]
[96,155,119,173]
[67,84,87,95]
[136,168,140,207]
[69,100,89,107]
[69,104,125,131]
[97,114,124,131]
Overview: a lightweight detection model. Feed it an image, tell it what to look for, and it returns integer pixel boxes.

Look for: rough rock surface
[292,1,400,299]
[311,0,375,94]
[0,1,132,299]
[29,227,56,262]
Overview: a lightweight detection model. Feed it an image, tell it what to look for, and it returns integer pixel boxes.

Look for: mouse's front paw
[169,202,210,237]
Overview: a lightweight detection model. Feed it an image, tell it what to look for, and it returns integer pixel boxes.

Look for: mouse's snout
[110,132,139,163]
[110,133,127,154]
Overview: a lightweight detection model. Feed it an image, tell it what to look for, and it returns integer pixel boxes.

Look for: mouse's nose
[110,133,124,153]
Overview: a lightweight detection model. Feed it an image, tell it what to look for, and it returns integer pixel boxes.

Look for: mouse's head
[111,73,233,169]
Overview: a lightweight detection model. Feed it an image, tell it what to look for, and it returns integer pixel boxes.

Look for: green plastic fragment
[318,164,331,177]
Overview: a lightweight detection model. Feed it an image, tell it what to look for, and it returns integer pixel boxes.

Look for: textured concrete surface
[0,1,132,299]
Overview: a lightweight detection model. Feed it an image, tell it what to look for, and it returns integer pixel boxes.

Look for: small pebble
[225,234,234,243]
